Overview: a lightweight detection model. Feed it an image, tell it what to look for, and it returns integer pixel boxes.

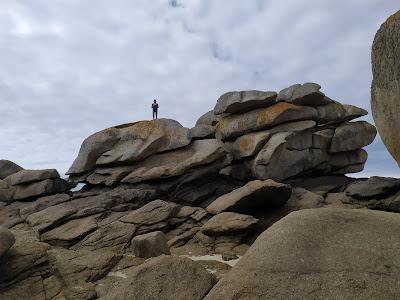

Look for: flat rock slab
[201,212,258,236]
[214,90,277,114]
[120,200,180,226]
[0,178,70,203]
[121,139,226,184]
[345,176,400,200]
[131,231,170,258]
[276,82,331,106]
[102,255,216,300]
[205,208,400,299]
[215,102,318,140]
[206,180,291,214]
[5,169,60,186]
[316,102,367,124]
[0,160,23,180]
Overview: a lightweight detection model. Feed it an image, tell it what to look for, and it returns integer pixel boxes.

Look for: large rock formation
[0,82,383,299]
[371,10,400,165]
[66,83,376,193]
[205,208,400,299]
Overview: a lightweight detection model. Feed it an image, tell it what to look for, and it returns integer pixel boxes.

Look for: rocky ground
[1,75,400,300]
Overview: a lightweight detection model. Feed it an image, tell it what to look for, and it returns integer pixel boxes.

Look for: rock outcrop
[371,10,400,165]
[0,82,383,299]
[0,166,72,203]
[66,83,375,194]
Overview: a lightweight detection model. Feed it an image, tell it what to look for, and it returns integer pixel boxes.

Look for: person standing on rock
[152,99,159,120]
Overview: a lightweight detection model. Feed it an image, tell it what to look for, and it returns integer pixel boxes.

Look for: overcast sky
[0,0,399,177]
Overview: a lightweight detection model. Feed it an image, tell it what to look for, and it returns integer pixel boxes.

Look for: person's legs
[153,111,155,119]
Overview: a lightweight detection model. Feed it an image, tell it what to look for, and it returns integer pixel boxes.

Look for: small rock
[131,231,171,258]
[277,83,331,106]
[201,212,258,236]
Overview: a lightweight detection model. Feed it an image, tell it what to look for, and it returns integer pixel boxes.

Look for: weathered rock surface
[216,102,318,140]
[67,119,191,175]
[131,231,170,258]
[329,121,377,152]
[206,180,291,214]
[0,160,23,180]
[230,120,315,159]
[201,212,258,236]
[0,226,15,257]
[190,125,215,139]
[371,10,400,165]
[5,169,60,186]
[121,139,227,184]
[214,90,277,114]
[277,82,331,106]
[0,178,71,203]
[205,208,400,299]
[345,176,400,200]
[102,255,216,300]
[316,102,368,124]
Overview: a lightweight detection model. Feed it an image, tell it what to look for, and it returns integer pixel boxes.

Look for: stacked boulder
[0,160,71,203]
[212,83,376,182]
[67,83,376,197]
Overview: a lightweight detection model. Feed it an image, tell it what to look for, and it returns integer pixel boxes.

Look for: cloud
[0,0,398,177]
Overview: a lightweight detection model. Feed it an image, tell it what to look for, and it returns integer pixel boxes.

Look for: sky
[0,0,399,177]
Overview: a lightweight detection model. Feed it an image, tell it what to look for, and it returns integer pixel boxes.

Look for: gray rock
[5,169,59,186]
[102,255,216,300]
[121,139,227,184]
[40,215,99,247]
[201,212,258,236]
[371,11,400,166]
[329,149,368,174]
[251,133,327,181]
[131,231,171,258]
[206,180,291,214]
[76,220,136,251]
[196,110,221,126]
[120,200,180,233]
[0,178,71,203]
[215,102,318,140]
[329,121,377,152]
[0,226,15,257]
[205,208,400,299]
[345,176,400,200]
[67,119,191,174]
[190,125,216,139]
[277,83,331,106]
[214,90,277,114]
[0,160,23,180]
[316,102,367,124]
[230,120,316,159]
